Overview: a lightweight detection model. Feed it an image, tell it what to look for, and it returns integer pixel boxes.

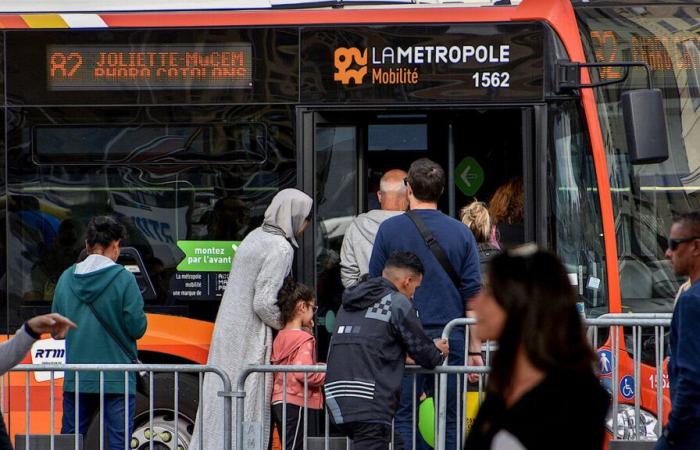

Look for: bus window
[368,124,428,150]
[314,124,357,352]
[33,122,267,164]
[7,105,295,328]
[577,5,700,311]
[549,101,608,316]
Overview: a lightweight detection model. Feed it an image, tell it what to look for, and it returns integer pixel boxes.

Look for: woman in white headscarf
[190,188,313,450]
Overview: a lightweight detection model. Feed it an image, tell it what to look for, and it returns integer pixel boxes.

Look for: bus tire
[84,373,200,450]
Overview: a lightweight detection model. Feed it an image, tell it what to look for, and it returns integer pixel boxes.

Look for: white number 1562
[472,72,510,88]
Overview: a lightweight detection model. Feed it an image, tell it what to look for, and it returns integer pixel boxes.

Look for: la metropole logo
[333,46,419,86]
[333,44,512,87]
[334,47,368,85]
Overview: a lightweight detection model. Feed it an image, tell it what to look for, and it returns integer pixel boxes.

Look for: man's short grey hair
[379,177,406,193]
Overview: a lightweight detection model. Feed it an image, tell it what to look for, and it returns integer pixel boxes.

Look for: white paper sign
[30,339,66,382]
[587,276,601,290]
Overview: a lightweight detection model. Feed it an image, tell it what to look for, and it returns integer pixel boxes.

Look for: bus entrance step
[609,441,656,450]
[14,434,83,450]
[307,437,347,450]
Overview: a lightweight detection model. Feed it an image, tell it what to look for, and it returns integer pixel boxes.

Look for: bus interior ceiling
[358,108,524,214]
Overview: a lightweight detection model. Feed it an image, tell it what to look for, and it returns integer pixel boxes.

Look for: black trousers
[338,422,404,450]
[0,417,12,450]
[273,403,304,450]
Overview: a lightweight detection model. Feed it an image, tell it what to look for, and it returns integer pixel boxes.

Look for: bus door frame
[295,103,548,287]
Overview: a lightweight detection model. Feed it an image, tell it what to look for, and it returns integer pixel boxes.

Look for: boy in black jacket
[325,251,449,450]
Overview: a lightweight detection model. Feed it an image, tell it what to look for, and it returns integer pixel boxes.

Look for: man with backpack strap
[369,158,482,450]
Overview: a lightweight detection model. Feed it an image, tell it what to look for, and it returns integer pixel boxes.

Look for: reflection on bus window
[7,105,295,328]
[549,101,607,316]
[578,5,699,311]
[206,197,252,241]
[368,124,427,151]
[33,122,267,164]
[315,125,357,355]
[26,218,84,302]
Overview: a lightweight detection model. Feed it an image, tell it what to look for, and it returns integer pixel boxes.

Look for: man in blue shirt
[656,212,700,450]
[369,158,481,450]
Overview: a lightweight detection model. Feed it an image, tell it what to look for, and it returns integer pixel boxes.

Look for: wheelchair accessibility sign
[620,376,635,400]
[598,350,612,376]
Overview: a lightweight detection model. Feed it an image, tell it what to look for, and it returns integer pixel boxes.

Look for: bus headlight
[606,405,658,440]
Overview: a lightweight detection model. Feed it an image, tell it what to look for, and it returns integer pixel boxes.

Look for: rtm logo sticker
[30,339,66,382]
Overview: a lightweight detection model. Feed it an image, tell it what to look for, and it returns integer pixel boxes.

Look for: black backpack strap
[405,210,461,290]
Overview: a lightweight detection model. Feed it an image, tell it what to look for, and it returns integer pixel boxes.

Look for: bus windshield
[577,4,700,312]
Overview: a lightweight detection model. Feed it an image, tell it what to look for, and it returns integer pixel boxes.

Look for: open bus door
[298,105,547,354]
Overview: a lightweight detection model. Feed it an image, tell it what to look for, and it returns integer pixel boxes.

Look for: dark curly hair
[85,215,127,249]
[276,277,315,325]
[489,176,524,226]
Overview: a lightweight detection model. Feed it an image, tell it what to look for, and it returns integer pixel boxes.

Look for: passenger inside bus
[206,197,253,241]
[489,176,525,250]
[26,218,84,302]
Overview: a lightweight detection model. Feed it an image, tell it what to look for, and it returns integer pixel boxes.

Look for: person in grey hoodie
[0,313,76,450]
[340,169,408,288]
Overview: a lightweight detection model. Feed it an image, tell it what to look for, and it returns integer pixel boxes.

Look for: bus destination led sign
[47,44,253,90]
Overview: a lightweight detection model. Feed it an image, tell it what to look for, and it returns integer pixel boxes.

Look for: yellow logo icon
[334,47,368,85]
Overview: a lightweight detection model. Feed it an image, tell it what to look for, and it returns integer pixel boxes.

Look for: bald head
[378,169,408,212]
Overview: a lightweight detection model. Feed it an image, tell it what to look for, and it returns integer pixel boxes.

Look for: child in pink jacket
[271,280,325,450]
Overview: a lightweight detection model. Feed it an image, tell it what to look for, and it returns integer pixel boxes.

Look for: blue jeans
[395,327,465,450]
[655,426,700,450]
[62,392,135,450]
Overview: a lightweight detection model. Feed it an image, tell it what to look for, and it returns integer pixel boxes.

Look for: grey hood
[262,188,313,248]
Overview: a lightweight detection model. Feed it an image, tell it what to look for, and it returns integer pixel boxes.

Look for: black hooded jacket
[325,277,444,425]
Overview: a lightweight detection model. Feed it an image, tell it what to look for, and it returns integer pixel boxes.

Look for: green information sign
[455,157,485,196]
[176,240,241,272]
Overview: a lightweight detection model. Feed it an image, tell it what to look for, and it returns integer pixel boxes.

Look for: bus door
[299,106,542,352]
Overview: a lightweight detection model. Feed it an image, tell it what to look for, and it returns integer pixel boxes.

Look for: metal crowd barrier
[1,364,232,450]
[437,318,480,450]
[438,313,672,450]
[587,314,672,443]
[235,364,489,450]
[1,312,672,450]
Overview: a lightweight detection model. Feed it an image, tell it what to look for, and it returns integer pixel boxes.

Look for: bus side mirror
[621,89,669,165]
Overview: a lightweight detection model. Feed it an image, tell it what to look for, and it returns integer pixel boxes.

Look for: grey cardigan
[0,325,37,374]
[190,227,292,450]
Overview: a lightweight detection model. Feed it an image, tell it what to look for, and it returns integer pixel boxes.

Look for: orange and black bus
[0,0,697,446]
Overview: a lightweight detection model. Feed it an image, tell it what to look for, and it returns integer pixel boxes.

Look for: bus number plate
[472,72,511,88]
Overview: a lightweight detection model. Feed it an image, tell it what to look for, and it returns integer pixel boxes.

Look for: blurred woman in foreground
[465,245,608,450]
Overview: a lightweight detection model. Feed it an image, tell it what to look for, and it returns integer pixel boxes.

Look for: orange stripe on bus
[4,386,63,411]
[0,15,29,28]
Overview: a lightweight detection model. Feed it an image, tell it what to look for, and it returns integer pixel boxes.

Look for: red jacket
[271,329,325,409]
